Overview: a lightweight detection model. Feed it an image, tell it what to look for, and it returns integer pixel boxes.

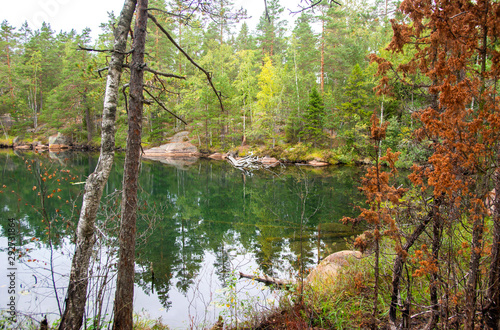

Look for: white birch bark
[58,0,137,328]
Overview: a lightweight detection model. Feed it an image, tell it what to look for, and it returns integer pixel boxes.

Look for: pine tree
[301,88,324,147]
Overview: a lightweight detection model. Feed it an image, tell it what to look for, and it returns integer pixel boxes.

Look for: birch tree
[59,0,137,328]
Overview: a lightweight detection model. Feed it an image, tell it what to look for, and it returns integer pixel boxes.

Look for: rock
[0,114,13,129]
[49,144,70,151]
[143,137,200,168]
[260,156,279,165]
[49,132,70,145]
[156,157,198,169]
[14,145,31,150]
[49,133,71,150]
[208,152,226,160]
[306,250,362,283]
[168,131,190,143]
[162,142,198,154]
[308,160,329,167]
[144,142,199,156]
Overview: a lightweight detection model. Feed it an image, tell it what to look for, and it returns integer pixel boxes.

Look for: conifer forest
[2,0,500,329]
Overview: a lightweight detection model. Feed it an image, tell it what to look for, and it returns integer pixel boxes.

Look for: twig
[143,87,187,125]
[148,13,225,112]
[78,46,113,53]
[78,45,134,55]
[122,84,130,114]
[123,63,186,79]
[289,0,341,14]
[148,7,190,20]
[97,67,109,78]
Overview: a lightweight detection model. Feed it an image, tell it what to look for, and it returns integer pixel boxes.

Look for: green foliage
[0,0,417,164]
[300,88,325,146]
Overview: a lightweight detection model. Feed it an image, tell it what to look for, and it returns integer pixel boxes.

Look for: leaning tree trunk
[389,205,435,326]
[58,0,137,328]
[112,0,147,328]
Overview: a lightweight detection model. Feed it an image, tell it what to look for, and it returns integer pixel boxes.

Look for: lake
[0,150,364,328]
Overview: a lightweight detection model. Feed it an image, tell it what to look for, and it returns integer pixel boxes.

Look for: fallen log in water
[239,272,295,288]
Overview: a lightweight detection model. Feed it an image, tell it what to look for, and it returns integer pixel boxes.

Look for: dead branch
[288,0,341,15]
[148,13,225,112]
[239,272,294,288]
[78,46,113,53]
[97,67,109,78]
[147,7,190,20]
[122,63,186,79]
[122,84,130,114]
[143,87,187,125]
[78,45,134,55]
[145,83,181,95]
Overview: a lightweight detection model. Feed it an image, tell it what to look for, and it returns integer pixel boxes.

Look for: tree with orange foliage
[342,114,406,329]
[371,0,500,328]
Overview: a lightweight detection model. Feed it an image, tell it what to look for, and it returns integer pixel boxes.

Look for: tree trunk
[465,209,484,330]
[112,0,147,328]
[58,1,137,328]
[389,205,435,326]
[428,213,442,329]
[320,17,324,94]
[486,169,500,329]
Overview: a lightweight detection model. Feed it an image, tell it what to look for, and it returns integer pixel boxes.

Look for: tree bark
[112,0,147,328]
[486,169,500,329]
[389,205,435,326]
[427,211,442,330]
[58,0,137,328]
[465,209,484,330]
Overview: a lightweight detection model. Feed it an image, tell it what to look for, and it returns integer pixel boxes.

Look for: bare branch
[288,0,341,14]
[147,7,190,20]
[122,63,186,79]
[78,45,134,55]
[97,67,109,78]
[122,84,130,114]
[145,83,181,95]
[148,13,225,112]
[143,87,187,125]
[78,45,113,53]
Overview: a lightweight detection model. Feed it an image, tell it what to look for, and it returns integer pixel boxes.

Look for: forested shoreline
[0,0,426,167]
[3,0,500,328]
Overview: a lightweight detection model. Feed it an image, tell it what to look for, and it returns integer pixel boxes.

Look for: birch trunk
[58,0,137,328]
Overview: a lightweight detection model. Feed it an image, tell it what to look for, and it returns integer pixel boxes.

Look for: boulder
[49,133,71,150]
[14,144,31,150]
[144,142,199,156]
[49,132,70,145]
[168,131,191,143]
[308,160,329,167]
[143,135,200,168]
[162,142,198,154]
[306,250,362,283]
[208,152,226,160]
[260,156,279,165]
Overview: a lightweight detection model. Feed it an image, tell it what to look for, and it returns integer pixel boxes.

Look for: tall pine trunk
[58,0,137,328]
[112,0,147,327]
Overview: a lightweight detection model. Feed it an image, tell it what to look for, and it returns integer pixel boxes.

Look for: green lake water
[0,150,364,328]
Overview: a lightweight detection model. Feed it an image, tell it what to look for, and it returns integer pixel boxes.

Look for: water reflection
[0,150,363,327]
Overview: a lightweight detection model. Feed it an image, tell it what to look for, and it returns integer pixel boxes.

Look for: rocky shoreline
[3,131,335,167]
